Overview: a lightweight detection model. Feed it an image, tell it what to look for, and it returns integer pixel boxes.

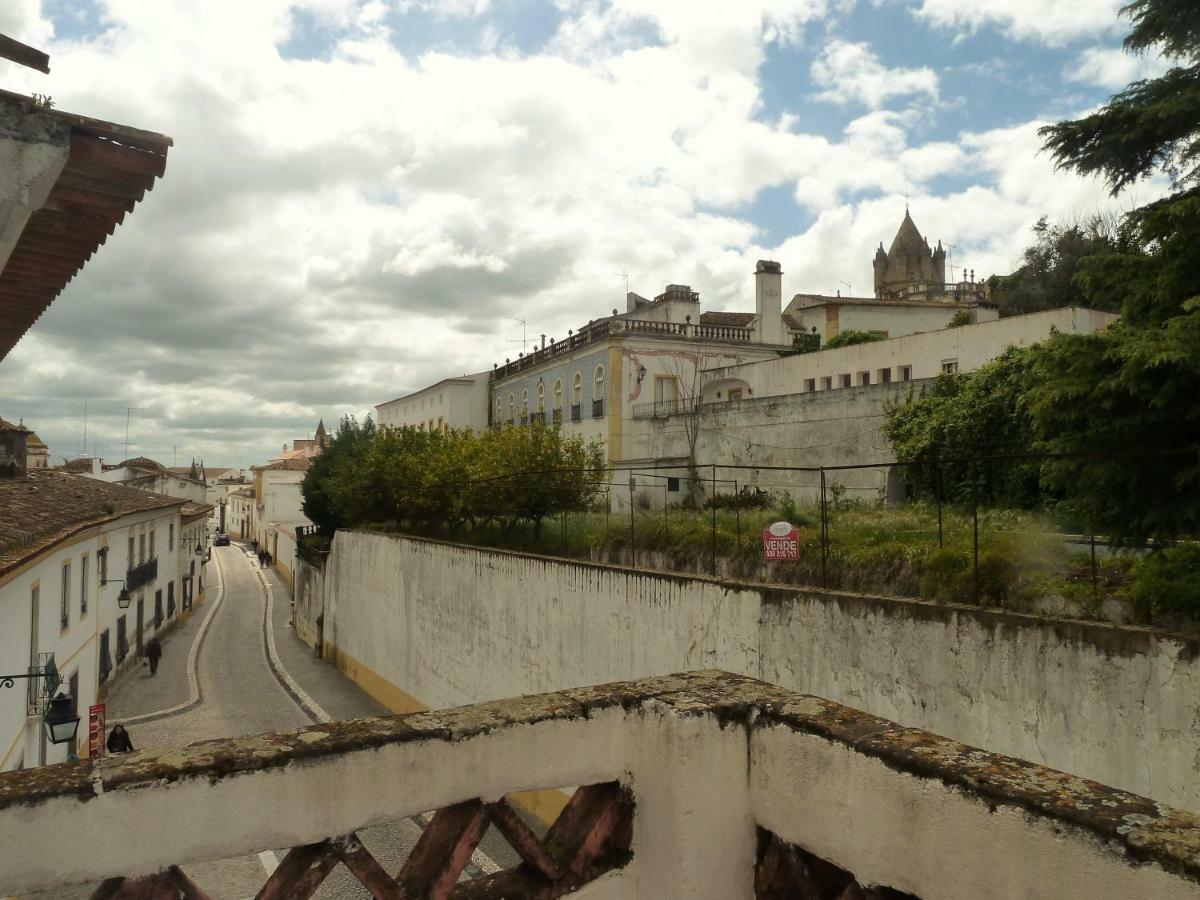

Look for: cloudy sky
[0,0,1163,469]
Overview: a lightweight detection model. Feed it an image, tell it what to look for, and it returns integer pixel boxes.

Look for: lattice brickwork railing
[90,782,633,900]
[755,829,920,900]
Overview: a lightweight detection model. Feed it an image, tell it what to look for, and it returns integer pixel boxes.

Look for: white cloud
[1067,45,1170,89]
[912,0,1124,45]
[810,39,938,109]
[0,0,1157,467]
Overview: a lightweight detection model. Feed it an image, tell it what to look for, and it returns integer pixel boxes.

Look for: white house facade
[0,472,187,770]
[376,374,491,433]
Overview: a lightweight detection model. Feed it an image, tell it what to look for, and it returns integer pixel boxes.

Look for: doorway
[136,597,144,658]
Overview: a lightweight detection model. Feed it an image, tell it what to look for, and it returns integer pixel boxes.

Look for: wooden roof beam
[68,132,166,179]
[26,208,117,239]
[0,35,49,74]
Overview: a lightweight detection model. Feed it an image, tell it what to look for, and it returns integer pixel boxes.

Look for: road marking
[257,851,279,876]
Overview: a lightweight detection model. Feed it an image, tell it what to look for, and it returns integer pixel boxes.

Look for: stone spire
[873,210,945,298]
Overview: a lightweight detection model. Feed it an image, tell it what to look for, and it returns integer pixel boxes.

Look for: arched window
[495,395,502,417]
[508,394,515,421]
[572,373,582,405]
[594,365,605,399]
[521,389,529,416]
[554,379,563,409]
[537,382,545,413]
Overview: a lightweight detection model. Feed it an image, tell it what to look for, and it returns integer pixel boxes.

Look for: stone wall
[297,532,1200,813]
[8,671,1198,900]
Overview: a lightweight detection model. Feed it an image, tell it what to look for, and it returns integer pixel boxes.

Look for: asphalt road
[27,544,519,899]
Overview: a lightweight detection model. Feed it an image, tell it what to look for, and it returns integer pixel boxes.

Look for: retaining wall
[297,531,1200,812]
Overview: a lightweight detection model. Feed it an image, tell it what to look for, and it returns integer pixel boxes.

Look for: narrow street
[41,544,518,899]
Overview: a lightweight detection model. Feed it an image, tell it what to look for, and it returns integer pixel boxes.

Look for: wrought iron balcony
[570,403,581,423]
[591,399,604,418]
[126,557,157,592]
[4,671,1197,900]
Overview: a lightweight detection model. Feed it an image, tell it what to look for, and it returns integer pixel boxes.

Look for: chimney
[755,260,783,344]
[0,427,28,477]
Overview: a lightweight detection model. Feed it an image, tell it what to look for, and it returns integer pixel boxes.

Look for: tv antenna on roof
[123,407,143,460]
[614,272,629,299]
[506,317,530,353]
[839,281,851,297]
[946,243,960,281]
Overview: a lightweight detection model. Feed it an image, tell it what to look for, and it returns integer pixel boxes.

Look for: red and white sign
[88,703,106,759]
[762,521,800,561]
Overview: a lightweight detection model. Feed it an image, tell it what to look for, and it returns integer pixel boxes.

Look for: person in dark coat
[146,636,163,675]
[107,724,134,753]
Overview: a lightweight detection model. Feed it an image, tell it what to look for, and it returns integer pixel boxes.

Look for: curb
[117,551,227,726]
[249,554,331,724]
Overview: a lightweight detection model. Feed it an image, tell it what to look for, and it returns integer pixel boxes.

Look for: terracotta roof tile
[699,311,756,326]
[252,458,311,472]
[0,471,184,576]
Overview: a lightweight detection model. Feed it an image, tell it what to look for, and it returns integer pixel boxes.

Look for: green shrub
[1127,545,1200,624]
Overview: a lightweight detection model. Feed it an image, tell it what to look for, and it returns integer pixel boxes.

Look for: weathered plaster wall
[623,380,910,501]
[307,532,1200,813]
[5,672,1197,899]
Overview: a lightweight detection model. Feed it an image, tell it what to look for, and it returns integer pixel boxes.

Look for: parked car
[214,533,231,546]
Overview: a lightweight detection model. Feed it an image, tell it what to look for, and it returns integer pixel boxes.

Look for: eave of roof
[377,376,478,408]
[0,471,185,578]
[0,89,172,363]
[789,293,991,310]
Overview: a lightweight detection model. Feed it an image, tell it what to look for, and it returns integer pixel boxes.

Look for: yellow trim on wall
[607,343,622,460]
[321,641,569,824]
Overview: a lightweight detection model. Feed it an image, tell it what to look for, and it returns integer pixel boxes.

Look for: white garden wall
[307,531,1200,812]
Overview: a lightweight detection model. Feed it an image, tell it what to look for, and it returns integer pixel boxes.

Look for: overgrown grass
[357,500,1196,628]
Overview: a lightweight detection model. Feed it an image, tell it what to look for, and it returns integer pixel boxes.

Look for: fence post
[734,479,741,556]
[819,467,828,589]
[972,469,980,604]
[561,507,566,551]
[628,478,635,559]
[1091,531,1099,604]
[710,464,717,577]
[935,461,944,550]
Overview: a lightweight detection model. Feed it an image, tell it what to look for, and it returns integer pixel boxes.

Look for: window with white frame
[554,379,563,409]
[572,373,582,406]
[594,365,605,399]
[941,358,959,374]
[537,382,545,413]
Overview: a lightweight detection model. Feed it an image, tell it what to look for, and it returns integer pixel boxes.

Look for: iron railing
[126,557,157,592]
[592,399,605,418]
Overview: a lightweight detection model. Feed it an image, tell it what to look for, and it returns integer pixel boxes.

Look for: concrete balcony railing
[3,671,1199,899]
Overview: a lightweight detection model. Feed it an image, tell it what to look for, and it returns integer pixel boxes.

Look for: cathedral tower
[873,210,946,298]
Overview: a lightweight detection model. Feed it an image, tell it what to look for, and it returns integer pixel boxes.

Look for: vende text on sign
[762,520,800,561]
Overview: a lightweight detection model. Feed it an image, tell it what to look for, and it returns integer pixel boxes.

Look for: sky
[0,0,1167,469]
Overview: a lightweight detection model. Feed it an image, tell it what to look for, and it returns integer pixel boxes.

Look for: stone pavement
[103,573,218,726]
[258,553,389,722]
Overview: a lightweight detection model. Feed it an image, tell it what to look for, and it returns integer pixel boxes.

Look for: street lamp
[100,577,132,609]
[194,542,205,556]
[43,693,80,745]
[0,657,80,743]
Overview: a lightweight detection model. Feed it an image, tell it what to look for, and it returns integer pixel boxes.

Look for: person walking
[146,636,163,676]
[107,723,134,753]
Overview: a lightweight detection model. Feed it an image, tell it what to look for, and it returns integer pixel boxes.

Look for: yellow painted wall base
[321,641,569,824]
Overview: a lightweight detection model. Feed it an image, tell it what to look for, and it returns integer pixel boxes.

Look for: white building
[375,373,491,433]
[227,486,256,542]
[89,457,207,504]
[250,458,312,549]
[0,471,188,769]
[700,306,1118,401]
